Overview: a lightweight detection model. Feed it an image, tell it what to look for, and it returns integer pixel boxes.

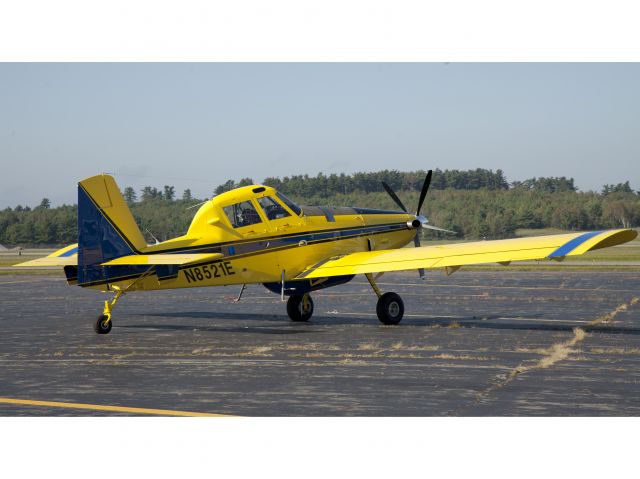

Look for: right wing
[296,229,637,279]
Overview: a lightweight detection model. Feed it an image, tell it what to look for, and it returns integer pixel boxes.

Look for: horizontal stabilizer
[15,244,78,267]
[15,256,78,267]
[100,253,223,266]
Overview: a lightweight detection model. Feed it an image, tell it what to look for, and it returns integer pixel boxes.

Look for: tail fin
[78,174,147,285]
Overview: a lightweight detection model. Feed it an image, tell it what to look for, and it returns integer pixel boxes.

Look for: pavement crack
[450,296,639,415]
[595,297,638,326]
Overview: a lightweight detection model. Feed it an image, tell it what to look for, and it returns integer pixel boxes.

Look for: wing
[15,243,78,267]
[296,229,637,279]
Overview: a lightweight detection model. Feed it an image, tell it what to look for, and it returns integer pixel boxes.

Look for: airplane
[17,172,637,334]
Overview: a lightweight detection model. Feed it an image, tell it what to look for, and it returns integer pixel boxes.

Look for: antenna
[186,199,209,210]
[186,195,217,210]
[144,227,160,245]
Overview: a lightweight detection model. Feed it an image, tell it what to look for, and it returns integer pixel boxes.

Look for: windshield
[258,196,291,220]
[276,192,302,216]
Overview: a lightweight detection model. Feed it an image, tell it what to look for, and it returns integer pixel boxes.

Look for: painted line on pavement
[0,397,234,417]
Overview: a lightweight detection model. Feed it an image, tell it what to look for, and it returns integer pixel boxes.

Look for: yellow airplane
[18,172,637,334]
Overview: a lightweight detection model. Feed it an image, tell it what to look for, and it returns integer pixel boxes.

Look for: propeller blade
[413,231,426,279]
[422,224,457,234]
[416,170,433,216]
[413,232,421,248]
[381,181,408,212]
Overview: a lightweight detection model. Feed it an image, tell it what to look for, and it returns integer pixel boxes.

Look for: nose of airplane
[407,218,423,229]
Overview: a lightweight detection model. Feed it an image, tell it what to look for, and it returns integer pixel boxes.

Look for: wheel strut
[365,273,383,298]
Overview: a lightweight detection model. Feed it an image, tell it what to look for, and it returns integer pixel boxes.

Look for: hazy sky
[1,63,639,207]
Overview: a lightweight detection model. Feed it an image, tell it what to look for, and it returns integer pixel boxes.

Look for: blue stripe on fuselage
[154,222,408,256]
[548,231,602,258]
[276,223,404,246]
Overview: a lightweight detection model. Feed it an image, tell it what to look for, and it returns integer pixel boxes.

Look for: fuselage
[94,184,417,292]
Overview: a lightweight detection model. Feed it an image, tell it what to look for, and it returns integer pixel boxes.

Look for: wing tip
[587,228,637,253]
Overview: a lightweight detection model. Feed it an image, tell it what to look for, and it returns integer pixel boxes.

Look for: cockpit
[214,186,303,232]
[174,185,306,245]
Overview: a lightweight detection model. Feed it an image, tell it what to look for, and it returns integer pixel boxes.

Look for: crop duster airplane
[18,172,637,334]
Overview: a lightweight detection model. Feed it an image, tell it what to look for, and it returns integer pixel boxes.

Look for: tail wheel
[376,292,404,325]
[287,294,314,322]
[94,314,113,334]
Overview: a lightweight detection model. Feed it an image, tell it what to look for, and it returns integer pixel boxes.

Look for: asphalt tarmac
[0,270,639,416]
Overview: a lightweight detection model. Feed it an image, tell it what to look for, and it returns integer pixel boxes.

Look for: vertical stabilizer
[77,174,147,285]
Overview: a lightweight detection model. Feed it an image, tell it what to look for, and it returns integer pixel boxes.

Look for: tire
[287,294,314,322]
[376,292,404,325]
[94,314,113,334]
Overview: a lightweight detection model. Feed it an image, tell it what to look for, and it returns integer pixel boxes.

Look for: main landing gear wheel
[94,314,113,334]
[376,292,404,325]
[287,294,314,322]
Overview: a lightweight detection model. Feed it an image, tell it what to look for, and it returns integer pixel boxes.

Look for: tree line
[1,169,638,246]
[215,169,513,196]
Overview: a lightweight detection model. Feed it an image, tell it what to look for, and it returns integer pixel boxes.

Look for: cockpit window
[223,201,262,228]
[258,196,291,220]
[276,192,302,216]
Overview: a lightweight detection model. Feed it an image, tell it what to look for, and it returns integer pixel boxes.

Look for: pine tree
[163,185,175,201]
[123,187,137,203]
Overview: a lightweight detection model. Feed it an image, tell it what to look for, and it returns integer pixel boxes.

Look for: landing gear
[94,314,112,334]
[92,268,154,335]
[366,273,405,325]
[94,287,126,335]
[376,292,404,325]
[287,293,314,322]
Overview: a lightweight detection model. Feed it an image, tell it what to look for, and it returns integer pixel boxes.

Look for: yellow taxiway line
[0,397,234,417]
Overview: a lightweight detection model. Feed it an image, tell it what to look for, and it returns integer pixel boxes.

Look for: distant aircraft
[1,244,23,254]
[18,172,637,334]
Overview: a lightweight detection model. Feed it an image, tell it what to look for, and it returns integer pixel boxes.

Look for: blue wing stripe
[548,231,602,258]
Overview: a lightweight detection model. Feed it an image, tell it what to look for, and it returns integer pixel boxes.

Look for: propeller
[382,170,455,279]
[416,169,432,217]
[381,181,408,213]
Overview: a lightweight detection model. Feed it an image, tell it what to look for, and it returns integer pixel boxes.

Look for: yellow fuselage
[94,185,416,292]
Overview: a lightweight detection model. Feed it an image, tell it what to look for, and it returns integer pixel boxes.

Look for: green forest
[1,169,638,247]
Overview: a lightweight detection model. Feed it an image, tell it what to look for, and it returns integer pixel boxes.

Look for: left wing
[296,229,637,279]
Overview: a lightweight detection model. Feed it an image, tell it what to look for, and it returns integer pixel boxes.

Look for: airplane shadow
[127,311,640,336]
[119,323,318,335]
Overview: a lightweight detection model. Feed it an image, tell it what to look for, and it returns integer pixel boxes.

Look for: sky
[0,62,639,207]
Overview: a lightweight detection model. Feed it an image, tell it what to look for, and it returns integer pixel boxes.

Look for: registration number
[184,261,235,283]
